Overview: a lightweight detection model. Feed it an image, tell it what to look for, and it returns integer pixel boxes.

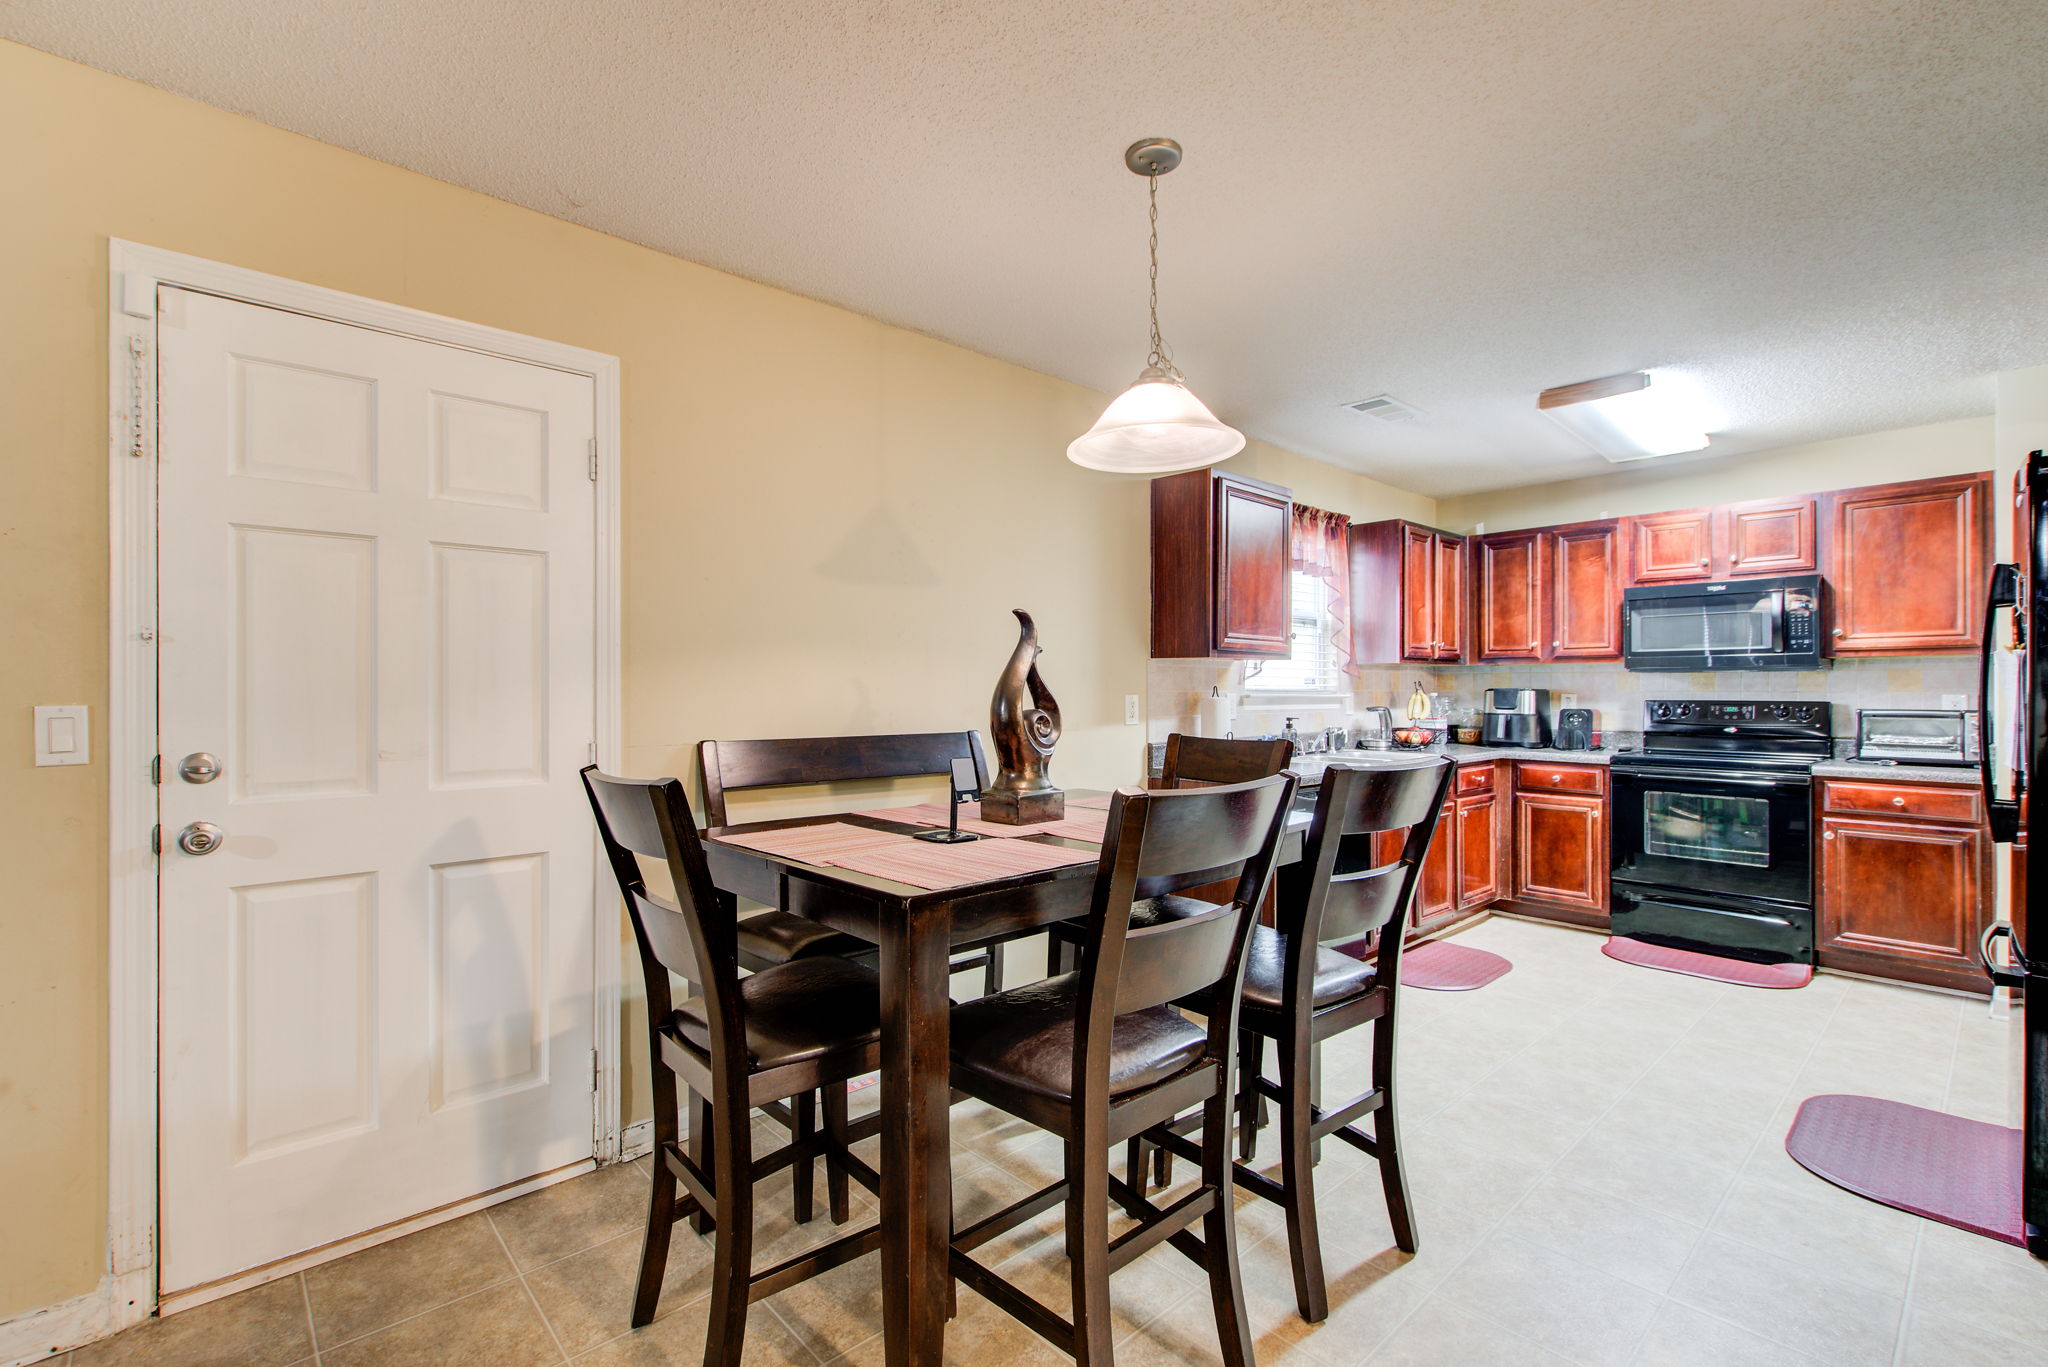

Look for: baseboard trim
[1,1269,151,1367]
[619,1118,654,1160]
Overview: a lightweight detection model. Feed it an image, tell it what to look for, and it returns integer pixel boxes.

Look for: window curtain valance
[1291,504,1351,671]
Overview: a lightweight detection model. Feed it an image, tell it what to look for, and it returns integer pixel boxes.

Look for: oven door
[1610,765,1812,908]
[1623,586,1784,670]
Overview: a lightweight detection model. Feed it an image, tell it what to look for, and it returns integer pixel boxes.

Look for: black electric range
[1608,699,1832,964]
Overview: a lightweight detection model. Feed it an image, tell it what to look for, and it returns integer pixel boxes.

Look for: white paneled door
[156,288,599,1292]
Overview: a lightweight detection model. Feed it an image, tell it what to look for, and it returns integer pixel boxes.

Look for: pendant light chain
[1146,173,1180,380]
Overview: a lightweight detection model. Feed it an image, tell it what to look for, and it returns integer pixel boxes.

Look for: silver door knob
[176,821,225,855]
[1832,628,1844,637]
[178,752,222,784]
[1892,796,1906,806]
[1825,830,1836,840]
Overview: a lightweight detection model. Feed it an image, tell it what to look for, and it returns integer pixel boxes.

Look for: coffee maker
[1482,688,1551,747]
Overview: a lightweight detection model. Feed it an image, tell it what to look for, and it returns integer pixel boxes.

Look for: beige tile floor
[51,917,2047,1366]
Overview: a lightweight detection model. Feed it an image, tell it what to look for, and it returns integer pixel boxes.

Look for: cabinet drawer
[1822,781,1982,824]
[1515,762,1607,796]
[1456,763,1495,795]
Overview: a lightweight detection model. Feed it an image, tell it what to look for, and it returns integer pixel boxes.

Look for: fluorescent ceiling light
[1538,371,1710,463]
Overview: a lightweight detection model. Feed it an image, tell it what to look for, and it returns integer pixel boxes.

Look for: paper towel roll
[1198,690,1234,739]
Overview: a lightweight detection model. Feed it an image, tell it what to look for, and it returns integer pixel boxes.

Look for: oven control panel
[1646,699,1830,728]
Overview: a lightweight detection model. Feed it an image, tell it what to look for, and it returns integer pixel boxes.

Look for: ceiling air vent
[1344,394,1423,423]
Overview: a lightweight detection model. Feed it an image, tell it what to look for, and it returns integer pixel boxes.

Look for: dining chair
[1155,733,1296,788]
[1129,758,1454,1324]
[945,773,1298,1367]
[582,767,885,1363]
[699,731,1009,995]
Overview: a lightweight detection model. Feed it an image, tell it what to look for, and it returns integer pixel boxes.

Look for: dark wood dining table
[701,789,1310,1367]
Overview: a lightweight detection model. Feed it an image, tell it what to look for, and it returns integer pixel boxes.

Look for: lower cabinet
[1508,762,1610,923]
[1456,790,1502,910]
[1817,779,1991,991]
[1411,762,1503,932]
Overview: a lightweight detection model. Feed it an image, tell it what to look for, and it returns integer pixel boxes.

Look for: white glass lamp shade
[1068,367,1246,473]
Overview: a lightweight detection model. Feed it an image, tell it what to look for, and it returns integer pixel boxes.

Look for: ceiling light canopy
[1068,138,1245,474]
[1539,371,1711,463]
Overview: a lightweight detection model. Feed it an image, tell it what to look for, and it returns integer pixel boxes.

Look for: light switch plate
[1941,694,1968,710]
[35,705,89,766]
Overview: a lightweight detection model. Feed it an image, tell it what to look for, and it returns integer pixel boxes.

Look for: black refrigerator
[1981,451,2048,1259]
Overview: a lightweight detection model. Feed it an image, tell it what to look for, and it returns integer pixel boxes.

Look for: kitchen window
[1246,571,1341,693]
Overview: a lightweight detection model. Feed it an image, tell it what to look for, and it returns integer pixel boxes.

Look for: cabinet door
[1512,792,1608,914]
[1819,816,1986,979]
[1212,476,1293,657]
[1723,497,1816,577]
[1473,531,1545,660]
[1627,509,1715,584]
[1828,475,1988,655]
[1400,524,1439,661]
[1434,534,1466,661]
[1456,791,1500,911]
[1547,521,1622,660]
[1413,807,1459,929]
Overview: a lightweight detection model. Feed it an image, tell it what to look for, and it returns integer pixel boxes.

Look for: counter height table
[702,790,1309,1367]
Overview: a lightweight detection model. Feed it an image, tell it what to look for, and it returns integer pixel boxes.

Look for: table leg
[877,907,954,1367]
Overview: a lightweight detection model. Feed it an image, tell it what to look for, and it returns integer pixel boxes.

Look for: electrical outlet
[1123,694,1140,726]
[1941,694,1968,710]
[1557,692,1579,710]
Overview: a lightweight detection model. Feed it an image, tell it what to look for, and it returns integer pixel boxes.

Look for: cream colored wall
[1435,416,1994,533]
[0,40,1431,1321]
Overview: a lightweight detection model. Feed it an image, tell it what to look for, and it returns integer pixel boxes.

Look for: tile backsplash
[1147,655,1976,744]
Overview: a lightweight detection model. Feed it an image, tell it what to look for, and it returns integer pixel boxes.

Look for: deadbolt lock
[177,821,225,856]
[178,752,222,784]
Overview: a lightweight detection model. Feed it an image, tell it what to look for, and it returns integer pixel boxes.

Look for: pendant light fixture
[1067,138,1246,474]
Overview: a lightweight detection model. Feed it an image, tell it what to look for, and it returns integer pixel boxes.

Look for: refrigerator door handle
[1982,562,2021,843]
[1979,921,2031,989]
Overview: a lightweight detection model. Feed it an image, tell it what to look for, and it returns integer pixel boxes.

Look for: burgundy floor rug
[1402,940,1512,991]
[1786,1094,2026,1247]
[1601,935,1812,989]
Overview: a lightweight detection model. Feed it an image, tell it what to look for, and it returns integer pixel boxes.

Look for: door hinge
[150,754,162,785]
[591,1048,602,1094]
[150,824,162,855]
[587,438,598,482]
[588,742,598,764]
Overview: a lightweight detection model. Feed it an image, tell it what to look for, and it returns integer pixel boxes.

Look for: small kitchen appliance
[1353,707,1393,751]
[1481,688,1551,748]
[1853,709,1980,766]
[1553,708,1595,751]
[1609,699,1831,967]
[1621,573,1826,672]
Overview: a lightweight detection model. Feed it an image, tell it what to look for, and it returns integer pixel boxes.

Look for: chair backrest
[1072,774,1298,1098]
[698,731,991,825]
[1276,759,1454,997]
[1158,734,1295,789]
[582,766,749,1084]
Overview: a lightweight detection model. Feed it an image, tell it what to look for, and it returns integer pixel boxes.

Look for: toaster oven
[1853,709,1979,766]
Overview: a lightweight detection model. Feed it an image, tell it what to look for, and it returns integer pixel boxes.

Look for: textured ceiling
[10,0,2048,495]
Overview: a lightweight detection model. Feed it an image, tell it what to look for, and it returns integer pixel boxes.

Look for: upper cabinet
[1625,497,1816,585]
[1150,470,1293,659]
[1827,474,1989,655]
[1470,520,1623,663]
[1351,521,1465,662]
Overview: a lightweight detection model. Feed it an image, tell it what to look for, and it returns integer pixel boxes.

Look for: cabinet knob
[1892,796,1906,806]
[1550,775,1561,784]
[1825,830,1835,840]
[1698,557,1709,565]
[1832,627,1844,637]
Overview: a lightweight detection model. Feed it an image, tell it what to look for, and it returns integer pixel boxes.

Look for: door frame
[102,240,625,1325]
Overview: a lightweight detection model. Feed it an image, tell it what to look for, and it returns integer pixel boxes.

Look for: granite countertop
[1810,759,1984,786]
[1286,743,1618,783]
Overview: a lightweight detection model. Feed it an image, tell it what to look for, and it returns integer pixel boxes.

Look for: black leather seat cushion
[1238,925,1376,1012]
[736,908,871,963]
[668,957,881,1070]
[950,974,1207,1103]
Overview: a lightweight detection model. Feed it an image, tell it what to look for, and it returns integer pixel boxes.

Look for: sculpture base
[978,788,1065,825]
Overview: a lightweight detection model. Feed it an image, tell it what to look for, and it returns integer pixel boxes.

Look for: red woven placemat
[821,836,1097,890]
[855,803,1109,844]
[709,822,903,862]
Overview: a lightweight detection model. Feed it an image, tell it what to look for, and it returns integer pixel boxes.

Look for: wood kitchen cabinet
[1410,761,1501,932]
[1470,521,1622,662]
[1818,778,1992,992]
[1625,497,1817,585]
[1150,469,1293,658]
[1508,762,1610,923]
[1826,473,1989,655]
[1350,520,1465,663]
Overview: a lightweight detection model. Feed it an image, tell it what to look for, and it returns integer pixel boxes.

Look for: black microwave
[1621,574,1827,672]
